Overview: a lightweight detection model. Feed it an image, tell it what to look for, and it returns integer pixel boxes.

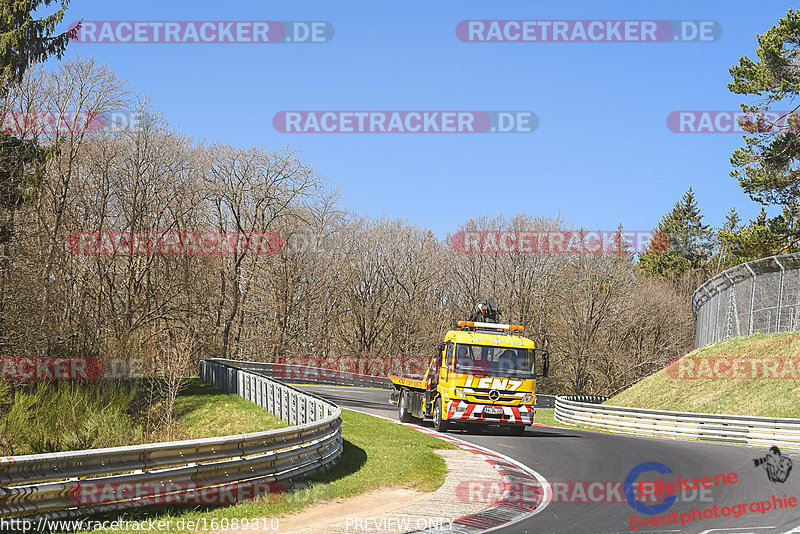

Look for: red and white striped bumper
[446,400,534,424]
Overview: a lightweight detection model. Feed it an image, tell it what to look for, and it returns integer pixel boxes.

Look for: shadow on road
[409,419,584,439]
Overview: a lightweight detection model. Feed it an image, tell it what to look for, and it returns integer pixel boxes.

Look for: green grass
[609,332,800,418]
[171,380,286,438]
[534,332,800,434]
[0,380,143,455]
[59,402,455,533]
[534,407,557,426]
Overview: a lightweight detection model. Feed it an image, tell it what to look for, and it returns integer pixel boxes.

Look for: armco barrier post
[269,383,275,413]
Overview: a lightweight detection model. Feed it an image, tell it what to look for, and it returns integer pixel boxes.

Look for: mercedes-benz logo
[489,389,500,401]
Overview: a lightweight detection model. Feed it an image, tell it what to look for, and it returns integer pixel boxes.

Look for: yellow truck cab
[389,316,549,435]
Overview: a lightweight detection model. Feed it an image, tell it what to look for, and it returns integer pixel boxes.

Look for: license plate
[484,407,503,415]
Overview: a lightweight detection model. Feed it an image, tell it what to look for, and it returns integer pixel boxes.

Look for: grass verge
[609,332,800,418]
[171,379,286,438]
[531,333,800,440]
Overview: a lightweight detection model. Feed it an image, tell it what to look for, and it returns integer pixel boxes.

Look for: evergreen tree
[0,1,74,91]
[729,8,800,209]
[638,188,713,279]
[0,0,75,245]
[712,208,741,270]
[722,207,742,233]
[717,202,800,264]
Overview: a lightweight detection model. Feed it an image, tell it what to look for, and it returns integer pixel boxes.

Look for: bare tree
[0,57,697,406]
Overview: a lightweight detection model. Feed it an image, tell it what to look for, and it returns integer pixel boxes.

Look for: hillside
[608,332,800,418]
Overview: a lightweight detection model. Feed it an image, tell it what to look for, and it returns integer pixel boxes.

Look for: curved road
[298,384,800,534]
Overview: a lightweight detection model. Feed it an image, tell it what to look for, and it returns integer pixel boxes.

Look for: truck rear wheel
[398,390,414,423]
[433,398,448,433]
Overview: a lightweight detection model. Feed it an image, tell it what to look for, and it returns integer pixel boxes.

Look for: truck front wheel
[398,390,414,423]
[433,398,448,433]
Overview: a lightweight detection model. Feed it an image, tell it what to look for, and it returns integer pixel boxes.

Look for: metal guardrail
[534,395,556,408]
[218,363,610,410]
[535,395,607,408]
[213,359,392,389]
[0,359,342,520]
[557,395,609,404]
[555,397,800,449]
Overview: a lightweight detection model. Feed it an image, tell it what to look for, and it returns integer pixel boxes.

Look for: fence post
[746,262,756,336]
[714,280,722,343]
[776,257,785,332]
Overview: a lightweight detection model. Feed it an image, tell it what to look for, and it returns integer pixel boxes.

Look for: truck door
[441,341,453,383]
[426,343,444,407]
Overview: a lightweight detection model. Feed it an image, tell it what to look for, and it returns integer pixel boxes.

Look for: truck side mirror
[444,341,454,368]
[437,342,446,354]
[539,351,550,378]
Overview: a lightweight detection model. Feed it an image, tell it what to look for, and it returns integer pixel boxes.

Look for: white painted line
[698,528,776,534]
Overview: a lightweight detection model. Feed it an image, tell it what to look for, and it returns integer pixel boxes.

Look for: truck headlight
[522,395,533,403]
[454,389,466,399]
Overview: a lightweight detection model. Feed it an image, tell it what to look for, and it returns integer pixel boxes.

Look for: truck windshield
[454,344,535,378]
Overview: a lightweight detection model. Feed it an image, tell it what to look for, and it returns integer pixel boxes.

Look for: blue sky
[55,1,797,237]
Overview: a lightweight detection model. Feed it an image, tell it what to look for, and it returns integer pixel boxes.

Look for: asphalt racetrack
[298,384,800,534]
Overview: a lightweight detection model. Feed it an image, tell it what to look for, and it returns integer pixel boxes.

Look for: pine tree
[0,1,74,92]
[638,188,713,279]
[611,223,630,254]
[729,8,800,208]
[712,208,741,270]
[722,207,741,233]
[0,0,75,245]
[716,203,800,264]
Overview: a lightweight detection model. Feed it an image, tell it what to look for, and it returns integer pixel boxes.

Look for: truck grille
[470,394,518,403]
[465,388,525,404]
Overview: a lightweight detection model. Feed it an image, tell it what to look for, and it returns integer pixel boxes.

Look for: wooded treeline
[0,58,695,396]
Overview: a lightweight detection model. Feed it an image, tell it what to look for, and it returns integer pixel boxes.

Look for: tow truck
[389,301,549,435]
